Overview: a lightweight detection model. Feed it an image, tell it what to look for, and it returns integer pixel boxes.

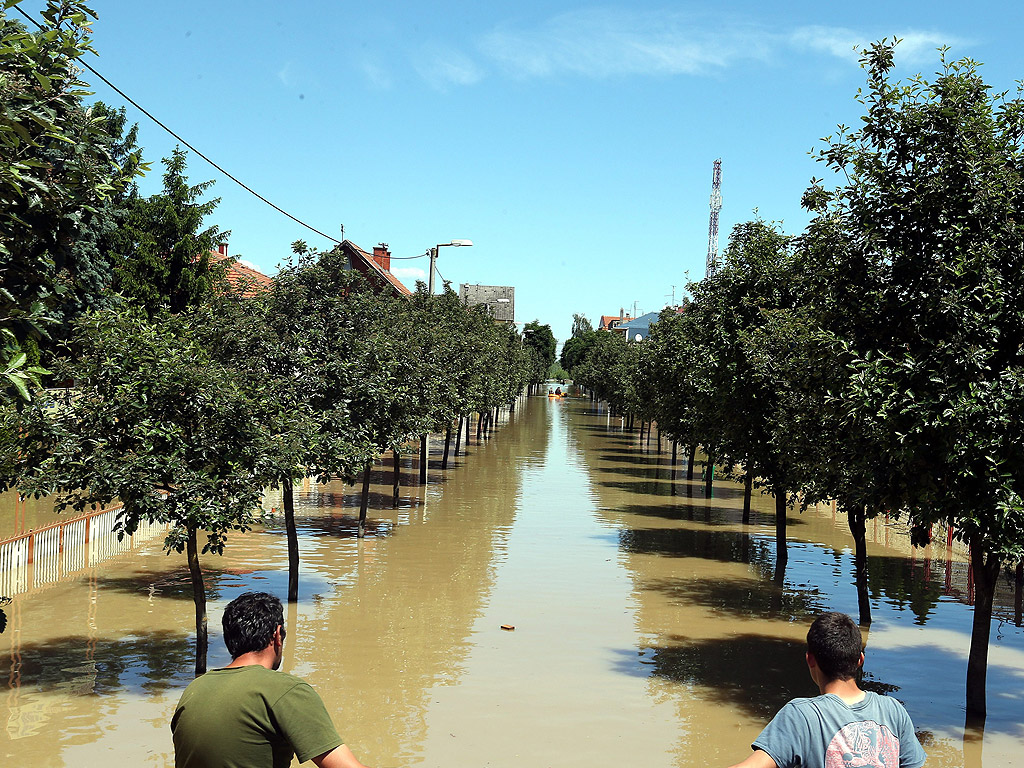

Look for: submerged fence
[0,503,167,598]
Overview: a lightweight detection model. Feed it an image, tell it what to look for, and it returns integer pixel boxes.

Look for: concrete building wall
[459,284,515,323]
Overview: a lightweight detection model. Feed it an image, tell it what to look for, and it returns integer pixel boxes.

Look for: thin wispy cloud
[277,61,296,88]
[360,61,393,90]
[479,9,770,78]
[789,26,960,65]
[392,266,427,282]
[411,8,964,88]
[413,45,484,91]
[277,60,320,92]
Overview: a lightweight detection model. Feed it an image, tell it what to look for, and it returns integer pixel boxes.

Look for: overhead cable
[13,5,342,246]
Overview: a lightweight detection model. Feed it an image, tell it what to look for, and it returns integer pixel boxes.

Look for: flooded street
[3,394,1024,766]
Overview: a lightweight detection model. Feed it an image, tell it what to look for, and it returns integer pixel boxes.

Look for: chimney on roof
[372,243,391,272]
[620,308,624,321]
[217,243,228,257]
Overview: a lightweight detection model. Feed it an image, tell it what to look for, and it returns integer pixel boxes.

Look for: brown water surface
[3,395,1024,766]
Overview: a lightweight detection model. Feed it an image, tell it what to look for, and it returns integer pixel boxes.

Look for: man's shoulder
[776,695,826,714]
[781,691,912,722]
[182,666,312,699]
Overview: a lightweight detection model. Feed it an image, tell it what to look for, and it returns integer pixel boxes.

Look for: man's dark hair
[222,592,285,659]
[807,612,863,681]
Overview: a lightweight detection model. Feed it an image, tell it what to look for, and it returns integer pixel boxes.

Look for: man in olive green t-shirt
[172,592,372,768]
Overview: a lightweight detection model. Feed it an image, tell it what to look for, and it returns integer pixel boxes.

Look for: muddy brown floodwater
[3,394,1024,766]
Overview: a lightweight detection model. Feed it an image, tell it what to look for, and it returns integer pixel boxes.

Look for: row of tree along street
[561,42,1024,723]
[0,3,558,673]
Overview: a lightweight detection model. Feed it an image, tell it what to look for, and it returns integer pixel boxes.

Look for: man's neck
[225,650,276,670]
[818,677,866,705]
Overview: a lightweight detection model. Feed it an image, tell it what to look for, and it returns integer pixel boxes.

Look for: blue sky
[15,1,1024,343]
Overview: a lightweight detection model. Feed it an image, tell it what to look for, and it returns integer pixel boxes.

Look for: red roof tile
[209,251,274,298]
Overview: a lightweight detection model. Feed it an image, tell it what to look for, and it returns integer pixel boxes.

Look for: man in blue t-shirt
[727,612,926,768]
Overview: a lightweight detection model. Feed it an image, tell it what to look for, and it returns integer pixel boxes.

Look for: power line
[13,5,342,246]
[434,265,452,288]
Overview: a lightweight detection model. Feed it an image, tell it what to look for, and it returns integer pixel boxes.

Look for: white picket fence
[0,503,167,597]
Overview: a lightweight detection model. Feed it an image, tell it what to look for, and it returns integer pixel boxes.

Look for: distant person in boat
[172,591,372,768]
[555,387,562,396]
[725,612,925,768]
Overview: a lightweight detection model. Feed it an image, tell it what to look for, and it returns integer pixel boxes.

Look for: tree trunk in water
[186,526,208,676]
[392,448,401,507]
[466,412,472,446]
[1015,561,1023,627]
[704,453,714,497]
[962,720,985,768]
[358,460,372,538]
[646,422,652,450]
[775,486,788,568]
[671,440,678,466]
[687,446,696,481]
[419,434,428,484]
[848,506,871,626]
[476,412,483,440]
[743,466,753,524]
[966,540,1001,719]
[284,477,299,603]
[454,416,464,457]
[442,424,452,469]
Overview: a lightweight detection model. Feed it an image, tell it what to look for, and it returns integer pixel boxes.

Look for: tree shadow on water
[598,465,678,480]
[294,514,392,538]
[93,564,332,604]
[617,633,1024,739]
[610,502,695,522]
[93,565,254,601]
[598,452,677,467]
[619,525,775,564]
[614,633,808,720]
[600,479,682,497]
[262,512,393,539]
[295,490,421,512]
[1,630,195,697]
[645,575,828,622]
[615,503,782,529]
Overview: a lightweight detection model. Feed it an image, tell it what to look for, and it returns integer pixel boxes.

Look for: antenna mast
[705,159,722,278]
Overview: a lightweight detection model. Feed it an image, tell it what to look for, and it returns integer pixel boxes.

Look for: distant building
[617,306,686,342]
[598,310,632,332]
[618,311,662,342]
[460,284,515,323]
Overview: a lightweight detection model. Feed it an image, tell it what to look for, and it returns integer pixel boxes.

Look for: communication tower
[705,159,722,279]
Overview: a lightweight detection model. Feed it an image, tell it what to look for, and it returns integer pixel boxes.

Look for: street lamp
[429,239,473,294]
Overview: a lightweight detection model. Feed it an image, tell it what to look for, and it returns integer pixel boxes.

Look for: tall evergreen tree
[113,148,228,316]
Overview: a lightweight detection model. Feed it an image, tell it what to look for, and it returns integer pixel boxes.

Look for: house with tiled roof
[204,239,412,300]
[337,240,412,297]
[598,310,632,331]
[209,244,274,297]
